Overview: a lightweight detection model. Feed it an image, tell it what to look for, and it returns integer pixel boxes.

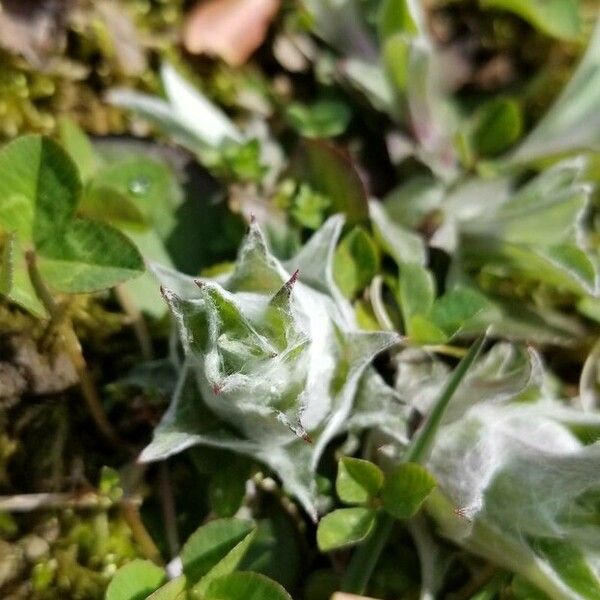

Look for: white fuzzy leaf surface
[140,216,401,517]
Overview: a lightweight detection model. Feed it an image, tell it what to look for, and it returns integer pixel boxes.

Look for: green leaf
[145,576,187,600]
[0,135,79,244]
[480,0,581,40]
[286,100,352,138]
[0,232,12,294]
[472,98,523,157]
[369,201,426,266]
[239,515,302,590]
[511,576,550,600]
[336,457,384,505]
[181,519,255,584]
[381,462,436,520]
[398,263,435,325]
[37,219,144,293]
[290,185,330,230]
[109,63,241,151]
[429,287,490,338]
[204,572,292,600]
[79,186,148,229]
[290,139,369,224]
[378,0,420,40]
[88,156,182,240]
[383,34,411,92]
[0,233,45,316]
[535,540,600,599]
[333,227,380,298]
[193,529,256,597]
[208,454,251,518]
[105,559,165,600]
[407,314,448,345]
[316,507,376,552]
[502,22,600,165]
[141,218,399,518]
[58,118,97,182]
[0,135,144,305]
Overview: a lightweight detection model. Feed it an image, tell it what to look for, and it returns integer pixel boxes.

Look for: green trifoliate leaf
[145,576,187,600]
[336,457,384,505]
[193,529,257,597]
[105,559,165,600]
[381,462,436,520]
[428,287,491,339]
[205,572,292,600]
[0,232,44,316]
[398,264,491,342]
[141,216,400,517]
[0,135,79,243]
[0,135,144,310]
[181,519,255,584]
[316,507,376,552]
[37,219,145,293]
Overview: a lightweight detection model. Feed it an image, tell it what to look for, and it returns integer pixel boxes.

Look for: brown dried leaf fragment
[183,0,280,66]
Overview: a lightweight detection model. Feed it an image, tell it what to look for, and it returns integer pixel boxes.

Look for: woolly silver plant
[406,344,600,599]
[139,216,406,518]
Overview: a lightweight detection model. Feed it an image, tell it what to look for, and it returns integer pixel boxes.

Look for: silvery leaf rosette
[140,216,405,518]
[418,344,600,599]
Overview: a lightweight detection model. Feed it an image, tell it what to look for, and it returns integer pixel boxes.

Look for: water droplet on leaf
[128,177,150,196]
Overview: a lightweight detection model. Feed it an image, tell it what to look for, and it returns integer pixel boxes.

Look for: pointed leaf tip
[270,269,301,306]
[160,286,181,306]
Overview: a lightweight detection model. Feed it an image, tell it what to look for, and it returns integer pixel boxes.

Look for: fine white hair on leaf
[141,216,402,518]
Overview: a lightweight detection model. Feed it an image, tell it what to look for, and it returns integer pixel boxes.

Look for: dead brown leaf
[183,0,280,66]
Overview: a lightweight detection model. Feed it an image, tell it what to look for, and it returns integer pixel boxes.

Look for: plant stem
[25,250,128,451]
[0,491,141,512]
[341,511,394,594]
[121,500,164,565]
[341,334,487,594]
[424,344,468,359]
[369,276,396,331]
[159,461,180,558]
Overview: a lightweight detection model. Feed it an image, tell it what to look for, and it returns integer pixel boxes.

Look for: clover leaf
[0,135,144,316]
